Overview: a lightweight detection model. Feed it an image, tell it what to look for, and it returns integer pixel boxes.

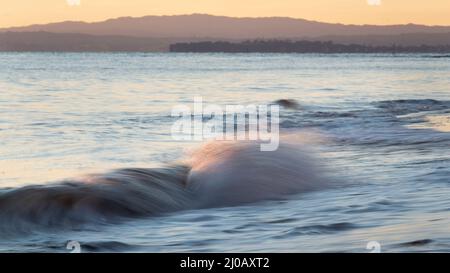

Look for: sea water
[0,53,449,252]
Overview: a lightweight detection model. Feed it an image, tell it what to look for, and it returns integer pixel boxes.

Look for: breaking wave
[0,138,331,233]
[3,98,449,235]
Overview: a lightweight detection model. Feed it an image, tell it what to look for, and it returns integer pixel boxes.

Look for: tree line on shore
[170,40,450,53]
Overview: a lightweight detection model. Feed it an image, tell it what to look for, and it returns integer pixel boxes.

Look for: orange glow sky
[1,0,450,28]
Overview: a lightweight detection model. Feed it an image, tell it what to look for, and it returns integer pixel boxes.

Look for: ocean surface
[0,53,449,253]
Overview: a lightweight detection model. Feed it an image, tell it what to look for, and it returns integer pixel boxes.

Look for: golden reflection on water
[0,159,96,187]
[425,115,450,132]
[0,158,161,187]
[407,114,450,132]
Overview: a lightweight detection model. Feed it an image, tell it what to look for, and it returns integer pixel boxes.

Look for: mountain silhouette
[1,14,450,51]
[2,14,450,39]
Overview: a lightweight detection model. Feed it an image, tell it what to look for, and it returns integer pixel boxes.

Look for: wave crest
[187,139,329,207]
[0,138,331,233]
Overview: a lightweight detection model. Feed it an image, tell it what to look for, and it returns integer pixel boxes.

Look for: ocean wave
[374,99,450,115]
[278,99,450,147]
[274,222,359,239]
[0,166,191,234]
[0,139,331,234]
[186,140,331,208]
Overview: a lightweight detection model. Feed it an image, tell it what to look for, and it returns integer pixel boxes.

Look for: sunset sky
[1,0,450,28]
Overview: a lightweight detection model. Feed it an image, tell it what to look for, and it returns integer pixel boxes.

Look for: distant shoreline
[170,40,450,54]
[1,34,450,54]
[2,29,450,53]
